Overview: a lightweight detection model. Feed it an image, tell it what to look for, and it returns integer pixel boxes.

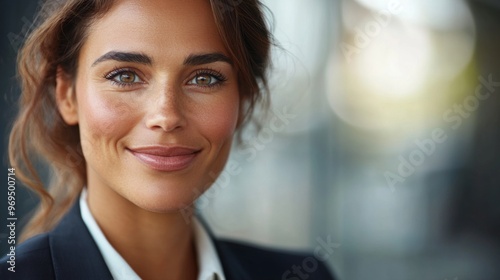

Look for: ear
[55,67,79,125]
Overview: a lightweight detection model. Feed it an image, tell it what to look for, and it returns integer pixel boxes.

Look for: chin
[125,182,205,214]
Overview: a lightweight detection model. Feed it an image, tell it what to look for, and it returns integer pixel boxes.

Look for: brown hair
[11,0,272,241]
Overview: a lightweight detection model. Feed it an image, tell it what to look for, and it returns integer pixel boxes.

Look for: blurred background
[1,0,500,279]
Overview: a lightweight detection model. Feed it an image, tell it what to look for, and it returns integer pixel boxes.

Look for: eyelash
[190,69,228,88]
[103,67,142,88]
[103,67,228,88]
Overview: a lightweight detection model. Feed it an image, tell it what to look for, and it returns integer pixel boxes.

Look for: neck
[86,183,198,280]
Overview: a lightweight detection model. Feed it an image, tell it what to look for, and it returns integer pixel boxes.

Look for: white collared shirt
[79,189,225,280]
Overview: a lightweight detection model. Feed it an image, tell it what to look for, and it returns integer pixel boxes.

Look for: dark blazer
[0,201,335,280]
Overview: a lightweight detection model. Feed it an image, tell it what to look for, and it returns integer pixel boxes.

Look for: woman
[1,0,334,279]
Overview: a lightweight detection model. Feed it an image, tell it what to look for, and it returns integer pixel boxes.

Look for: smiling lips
[128,146,200,172]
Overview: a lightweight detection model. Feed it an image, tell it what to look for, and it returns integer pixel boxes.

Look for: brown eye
[187,71,226,88]
[116,71,138,84]
[105,69,143,86]
[195,74,212,85]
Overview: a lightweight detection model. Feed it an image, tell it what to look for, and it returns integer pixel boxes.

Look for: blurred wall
[0,0,41,261]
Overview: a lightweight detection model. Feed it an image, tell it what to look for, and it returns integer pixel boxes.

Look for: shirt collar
[79,189,225,280]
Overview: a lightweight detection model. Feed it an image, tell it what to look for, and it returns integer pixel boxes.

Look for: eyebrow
[91,51,232,67]
[183,53,233,66]
[92,51,152,67]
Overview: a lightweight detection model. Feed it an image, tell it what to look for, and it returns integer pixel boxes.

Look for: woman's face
[64,0,239,212]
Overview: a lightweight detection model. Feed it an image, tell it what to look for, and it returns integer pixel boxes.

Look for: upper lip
[127,145,201,156]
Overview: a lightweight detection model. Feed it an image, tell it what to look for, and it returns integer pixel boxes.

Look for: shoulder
[216,238,336,280]
[0,233,55,279]
[0,199,113,280]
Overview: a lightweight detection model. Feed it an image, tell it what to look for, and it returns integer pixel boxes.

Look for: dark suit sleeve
[0,234,56,280]
[216,239,336,280]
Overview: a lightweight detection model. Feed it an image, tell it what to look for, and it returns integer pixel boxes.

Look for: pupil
[197,75,210,85]
[120,72,134,83]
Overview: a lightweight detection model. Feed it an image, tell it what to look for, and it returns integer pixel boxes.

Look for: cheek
[77,86,137,151]
[196,93,240,142]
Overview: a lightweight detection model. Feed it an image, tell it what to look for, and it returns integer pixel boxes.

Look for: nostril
[144,87,187,132]
[145,107,186,132]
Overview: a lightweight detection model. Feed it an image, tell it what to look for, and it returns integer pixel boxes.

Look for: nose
[145,86,187,132]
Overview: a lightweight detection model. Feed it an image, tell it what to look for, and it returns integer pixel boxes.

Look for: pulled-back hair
[10,0,272,241]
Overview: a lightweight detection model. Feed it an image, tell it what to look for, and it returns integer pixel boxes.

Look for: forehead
[80,0,227,66]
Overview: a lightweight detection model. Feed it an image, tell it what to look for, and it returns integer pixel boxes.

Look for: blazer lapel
[196,215,253,280]
[48,200,113,280]
[212,240,253,280]
[47,202,253,280]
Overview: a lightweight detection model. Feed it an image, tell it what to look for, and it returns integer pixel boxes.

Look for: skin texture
[56,0,240,279]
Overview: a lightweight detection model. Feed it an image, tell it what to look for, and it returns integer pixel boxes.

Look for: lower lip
[128,150,198,172]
